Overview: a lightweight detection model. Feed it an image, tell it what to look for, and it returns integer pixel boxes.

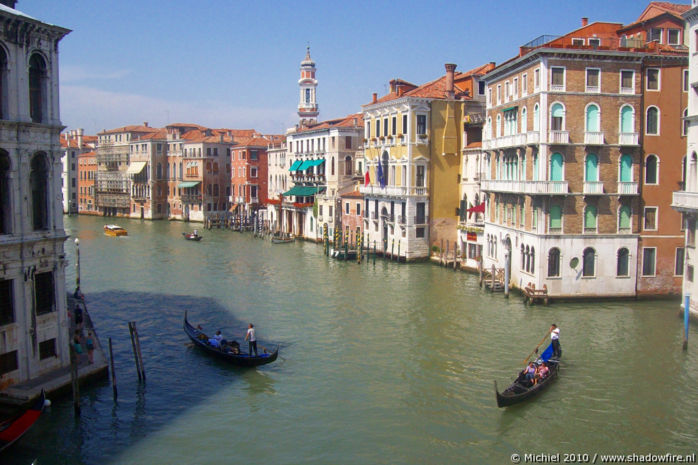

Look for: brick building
[77,151,97,214]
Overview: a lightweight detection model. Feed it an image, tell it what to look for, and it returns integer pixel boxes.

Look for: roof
[98,125,157,135]
[293,113,363,134]
[233,136,271,148]
[134,129,168,141]
[341,190,363,199]
[620,2,689,31]
[78,151,96,158]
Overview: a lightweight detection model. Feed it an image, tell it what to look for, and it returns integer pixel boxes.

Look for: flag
[377,162,385,188]
[540,343,554,362]
[364,170,370,187]
[466,202,485,219]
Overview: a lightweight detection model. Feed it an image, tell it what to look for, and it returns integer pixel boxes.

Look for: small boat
[0,390,46,453]
[271,236,293,244]
[183,312,278,367]
[104,224,127,237]
[494,344,560,408]
[182,232,202,241]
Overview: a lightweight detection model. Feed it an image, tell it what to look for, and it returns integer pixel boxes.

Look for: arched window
[548,247,560,277]
[620,154,632,182]
[620,105,634,134]
[179,162,183,179]
[496,114,501,138]
[585,154,598,181]
[521,107,528,133]
[381,152,389,186]
[331,157,335,176]
[551,103,564,131]
[646,106,659,135]
[344,156,352,175]
[550,153,563,181]
[683,108,689,137]
[157,163,162,179]
[619,205,631,232]
[584,205,597,232]
[30,153,49,230]
[617,247,629,276]
[531,247,535,272]
[525,245,531,272]
[0,150,10,234]
[521,244,525,270]
[0,47,7,119]
[29,54,47,124]
[583,247,596,277]
[585,104,600,132]
[533,104,540,131]
[645,154,658,184]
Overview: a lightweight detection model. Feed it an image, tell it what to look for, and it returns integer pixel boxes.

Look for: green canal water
[9,215,698,464]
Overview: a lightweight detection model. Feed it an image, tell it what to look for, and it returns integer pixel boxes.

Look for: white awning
[127,161,147,174]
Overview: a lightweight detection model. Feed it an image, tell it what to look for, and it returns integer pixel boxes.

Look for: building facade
[77,151,97,214]
[0,2,72,386]
[231,137,270,219]
[481,5,687,298]
[60,129,95,214]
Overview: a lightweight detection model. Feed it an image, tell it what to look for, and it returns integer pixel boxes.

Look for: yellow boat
[104,224,128,237]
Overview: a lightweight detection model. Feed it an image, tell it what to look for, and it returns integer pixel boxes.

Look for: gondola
[183,312,278,367]
[182,232,203,241]
[0,390,46,453]
[495,345,560,408]
[271,237,293,244]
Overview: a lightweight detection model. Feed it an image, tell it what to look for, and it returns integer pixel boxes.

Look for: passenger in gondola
[522,362,536,386]
[536,362,549,382]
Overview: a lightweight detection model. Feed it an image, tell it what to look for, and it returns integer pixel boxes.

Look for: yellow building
[359,63,492,260]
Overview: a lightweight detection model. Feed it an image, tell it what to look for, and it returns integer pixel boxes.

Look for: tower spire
[298,47,318,126]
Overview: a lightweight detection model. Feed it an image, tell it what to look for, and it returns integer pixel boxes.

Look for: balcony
[480,179,569,195]
[672,191,698,211]
[181,194,202,203]
[618,132,639,146]
[584,132,604,145]
[617,181,639,195]
[483,133,527,150]
[359,185,428,197]
[548,131,569,144]
[583,181,604,194]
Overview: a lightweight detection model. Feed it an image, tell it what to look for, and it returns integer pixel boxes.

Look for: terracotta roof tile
[98,125,156,135]
[294,113,363,133]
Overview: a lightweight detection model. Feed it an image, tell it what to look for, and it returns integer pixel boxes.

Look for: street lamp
[74,237,80,293]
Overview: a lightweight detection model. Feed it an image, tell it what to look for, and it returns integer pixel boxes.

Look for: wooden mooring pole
[69,341,80,416]
[128,322,146,381]
[108,337,117,401]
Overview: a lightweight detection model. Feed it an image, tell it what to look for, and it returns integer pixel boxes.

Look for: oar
[523,331,550,365]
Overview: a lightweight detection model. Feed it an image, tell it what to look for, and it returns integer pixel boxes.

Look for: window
[548,248,561,277]
[684,69,689,92]
[344,156,352,176]
[582,247,595,277]
[551,67,565,90]
[375,120,380,138]
[0,279,13,325]
[586,104,600,133]
[416,165,425,187]
[497,85,501,104]
[588,38,600,48]
[505,81,510,100]
[0,350,18,375]
[619,205,631,232]
[34,271,54,315]
[550,103,564,131]
[39,339,57,360]
[617,248,629,277]
[549,204,562,231]
[417,115,427,135]
[391,116,396,135]
[645,155,658,184]
[250,150,258,161]
[522,73,528,95]
[357,203,361,216]
[648,28,662,44]
[584,205,597,232]
[620,154,632,183]
[550,153,563,181]
[676,247,685,276]
[642,247,656,276]
[572,38,585,46]
[534,68,540,89]
[646,68,660,91]
[31,153,49,230]
[586,68,600,92]
[620,70,634,94]
[521,107,528,133]
[644,207,657,230]
[620,105,634,135]
[383,119,388,137]
[345,136,352,149]
[533,104,539,131]
[645,107,659,135]
[478,81,485,95]
[0,151,10,234]
[250,167,258,178]
[29,54,47,123]
[585,154,599,182]
[402,114,408,134]
[684,108,689,137]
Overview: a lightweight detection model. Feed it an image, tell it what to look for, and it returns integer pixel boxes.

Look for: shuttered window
[35,271,55,315]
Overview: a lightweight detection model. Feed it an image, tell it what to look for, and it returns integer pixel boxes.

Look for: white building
[0,1,72,386]
[673,0,698,316]
[266,139,287,232]
[61,128,95,214]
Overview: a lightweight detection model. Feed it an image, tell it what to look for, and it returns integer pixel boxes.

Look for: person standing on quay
[245,323,258,356]
[550,324,561,358]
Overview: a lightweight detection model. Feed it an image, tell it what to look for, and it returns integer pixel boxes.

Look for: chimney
[445,63,457,99]
[390,80,397,94]
[372,92,377,104]
[220,134,224,143]
[143,122,149,127]
[581,17,588,27]
[77,128,84,148]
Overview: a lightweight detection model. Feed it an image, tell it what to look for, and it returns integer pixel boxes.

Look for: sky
[19,0,689,136]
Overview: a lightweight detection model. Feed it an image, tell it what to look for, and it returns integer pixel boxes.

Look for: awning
[127,161,147,174]
[297,160,313,171]
[502,106,518,112]
[308,159,325,167]
[178,181,201,188]
[289,160,303,172]
[283,185,322,196]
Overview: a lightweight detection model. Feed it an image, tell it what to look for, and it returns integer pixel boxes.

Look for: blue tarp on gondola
[541,343,554,362]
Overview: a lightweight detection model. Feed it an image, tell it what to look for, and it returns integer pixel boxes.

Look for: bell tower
[298,47,319,125]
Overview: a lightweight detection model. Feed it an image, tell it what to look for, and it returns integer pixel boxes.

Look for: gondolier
[550,324,561,358]
[245,323,258,356]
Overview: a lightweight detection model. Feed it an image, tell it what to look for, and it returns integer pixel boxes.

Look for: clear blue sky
[20,0,688,136]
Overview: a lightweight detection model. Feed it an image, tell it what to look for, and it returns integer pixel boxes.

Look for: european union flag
[540,343,554,362]
[377,162,385,188]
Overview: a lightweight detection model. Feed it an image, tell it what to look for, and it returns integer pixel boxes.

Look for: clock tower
[298,47,319,125]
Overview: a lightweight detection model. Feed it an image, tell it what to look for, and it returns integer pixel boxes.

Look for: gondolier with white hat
[550,324,561,358]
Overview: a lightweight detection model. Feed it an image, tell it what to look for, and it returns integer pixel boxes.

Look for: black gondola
[182,232,202,241]
[495,359,559,408]
[0,390,46,453]
[183,312,278,367]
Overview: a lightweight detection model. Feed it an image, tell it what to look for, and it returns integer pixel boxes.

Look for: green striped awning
[177,181,201,188]
[283,186,322,196]
[289,160,303,172]
[297,160,313,171]
[502,106,518,112]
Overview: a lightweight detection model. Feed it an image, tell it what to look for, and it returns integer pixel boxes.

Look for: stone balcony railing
[359,185,428,197]
[583,181,604,194]
[584,132,604,145]
[618,132,639,146]
[672,190,698,211]
[548,130,569,144]
[526,131,540,145]
[481,179,568,195]
[617,181,639,195]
